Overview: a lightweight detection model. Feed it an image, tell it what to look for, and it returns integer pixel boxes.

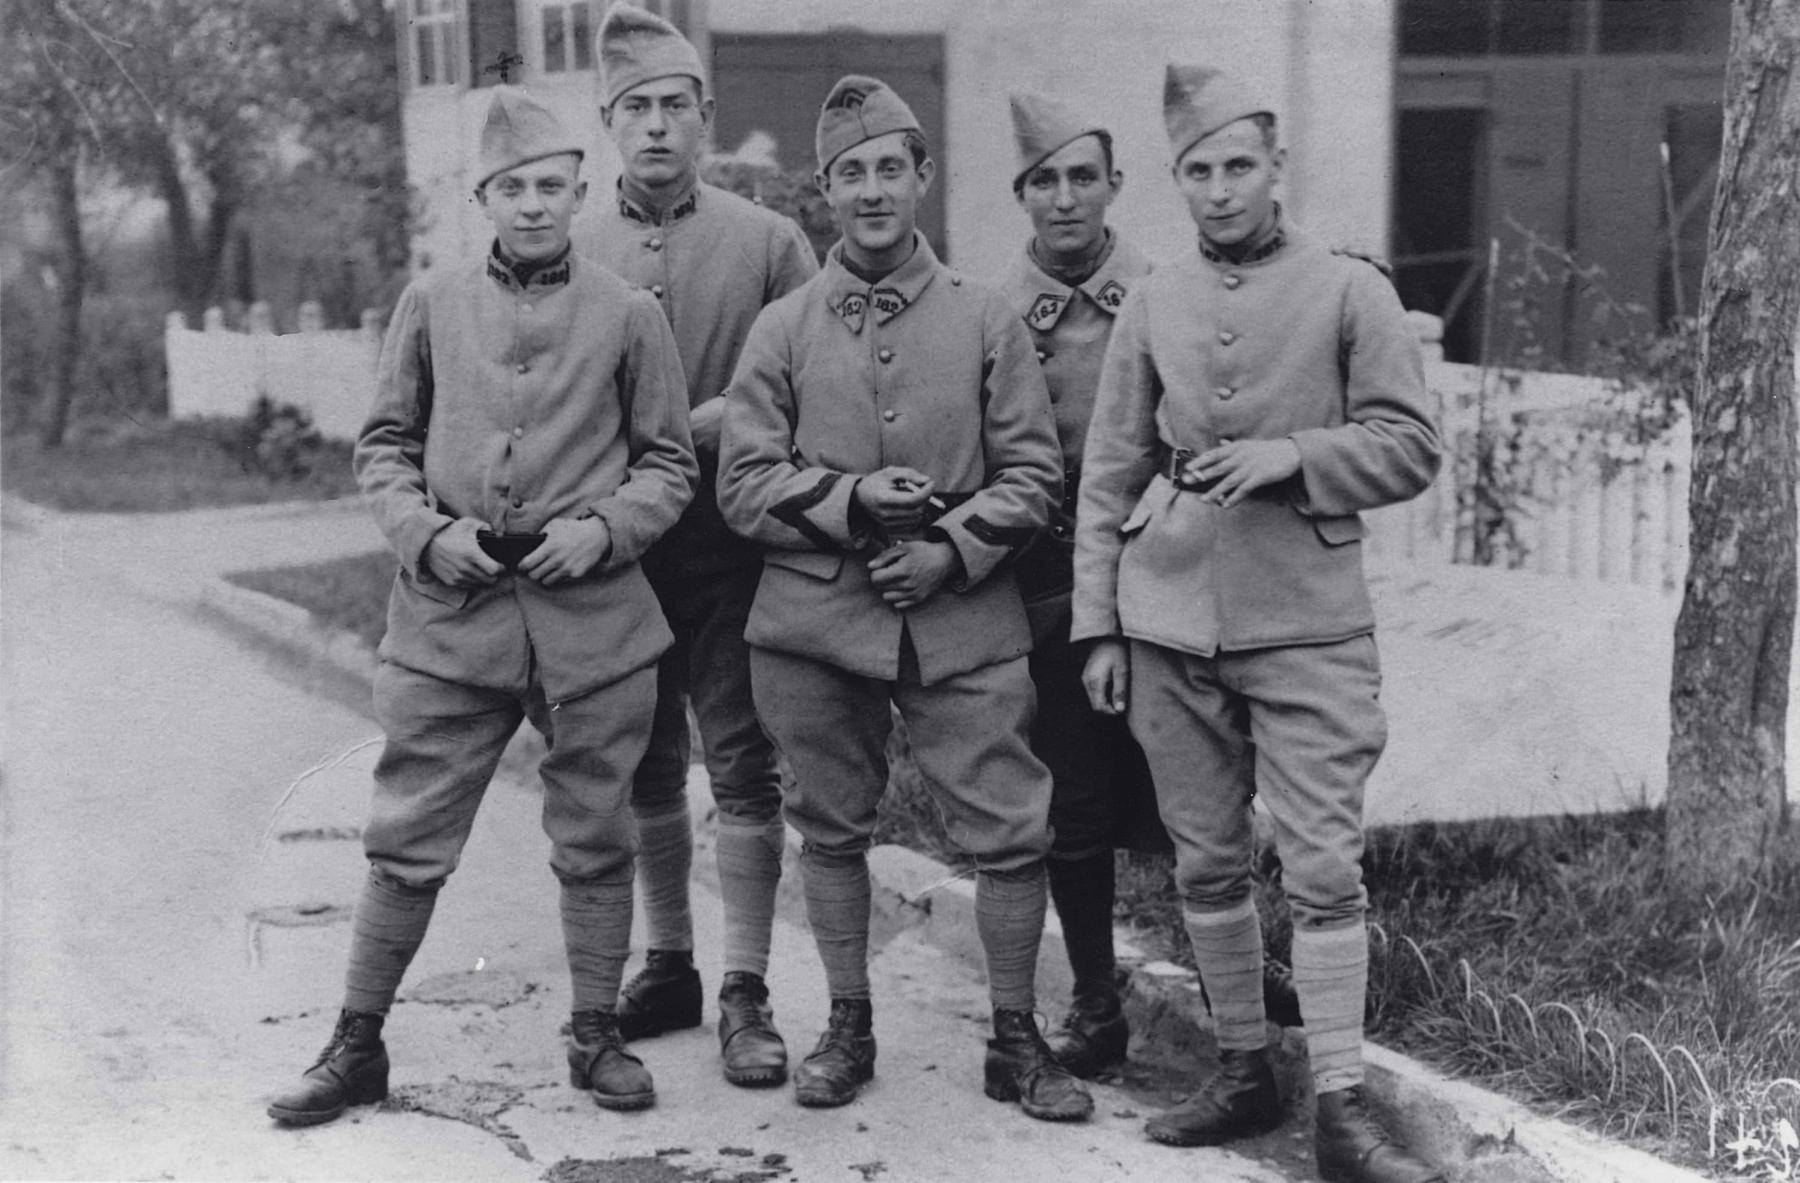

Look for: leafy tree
[1666,0,1799,889]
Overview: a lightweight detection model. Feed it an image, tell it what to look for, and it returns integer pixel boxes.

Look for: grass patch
[3,412,357,512]
[229,549,396,649]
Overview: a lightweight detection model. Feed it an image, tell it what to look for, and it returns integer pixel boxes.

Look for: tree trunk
[40,151,87,449]
[149,132,207,315]
[1666,0,1800,889]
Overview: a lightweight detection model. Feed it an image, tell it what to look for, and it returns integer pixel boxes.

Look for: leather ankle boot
[615,949,702,1041]
[568,1010,656,1111]
[718,971,787,1088]
[985,1008,1095,1122]
[267,1009,389,1126]
[1044,988,1129,1078]
[1314,1086,1444,1183]
[1145,1045,1282,1146]
[793,997,875,1108]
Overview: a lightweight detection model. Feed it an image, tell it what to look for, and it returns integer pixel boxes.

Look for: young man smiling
[717,75,1089,1122]
[586,3,818,1090]
[266,87,696,1125]
[1072,64,1444,1183]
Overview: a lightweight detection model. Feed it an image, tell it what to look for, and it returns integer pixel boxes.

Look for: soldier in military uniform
[1072,65,1445,1183]
[586,3,819,1089]
[267,88,696,1125]
[717,75,1090,1122]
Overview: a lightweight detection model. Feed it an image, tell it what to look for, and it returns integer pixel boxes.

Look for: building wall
[399,0,1398,282]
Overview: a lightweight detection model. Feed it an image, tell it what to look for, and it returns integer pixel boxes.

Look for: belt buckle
[1169,446,1197,488]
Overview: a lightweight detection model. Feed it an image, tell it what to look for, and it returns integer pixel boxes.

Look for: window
[1401,0,1727,58]
[411,0,459,87]
[543,2,595,73]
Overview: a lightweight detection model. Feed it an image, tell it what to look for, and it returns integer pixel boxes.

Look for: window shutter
[468,0,522,87]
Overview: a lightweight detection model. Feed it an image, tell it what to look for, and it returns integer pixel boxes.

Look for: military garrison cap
[475,86,584,190]
[1162,62,1274,164]
[597,2,705,106]
[816,75,923,172]
[1009,90,1109,189]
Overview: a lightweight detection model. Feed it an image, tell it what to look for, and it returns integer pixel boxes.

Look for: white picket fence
[166,301,1701,589]
[165,301,381,442]
[1367,361,1694,591]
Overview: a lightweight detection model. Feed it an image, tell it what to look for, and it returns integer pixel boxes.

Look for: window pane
[1494,0,1577,55]
[1599,0,1729,54]
[545,4,567,72]
[1401,0,1491,56]
[573,2,593,69]
[440,25,458,85]
[417,25,436,85]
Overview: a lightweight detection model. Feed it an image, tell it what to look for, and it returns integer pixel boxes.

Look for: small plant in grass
[228,549,397,649]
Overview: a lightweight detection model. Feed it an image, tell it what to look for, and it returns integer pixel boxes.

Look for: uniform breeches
[749,644,1053,872]
[1126,636,1385,929]
[632,565,783,823]
[365,662,655,888]
[1026,597,1167,859]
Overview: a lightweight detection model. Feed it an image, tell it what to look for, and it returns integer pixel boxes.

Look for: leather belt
[1157,444,1219,494]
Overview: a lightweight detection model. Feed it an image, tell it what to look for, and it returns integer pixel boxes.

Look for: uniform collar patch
[1026,292,1067,331]
[1092,279,1127,311]
[486,246,573,292]
[826,233,938,334]
[617,183,699,227]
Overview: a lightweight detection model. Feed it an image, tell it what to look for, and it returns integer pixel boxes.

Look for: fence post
[360,308,382,344]
[297,300,324,333]
[247,301,275,335]
[203,306,226,332]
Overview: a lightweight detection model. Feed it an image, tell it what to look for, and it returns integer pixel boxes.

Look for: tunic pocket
[402,568,472,609]
[762,549,845,582]
[1311,513,1365,547]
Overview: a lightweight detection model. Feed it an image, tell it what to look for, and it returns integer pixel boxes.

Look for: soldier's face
[478,154,587,262]
[1174,118,1283,248]
[604,76,712,190]
[817,132,934,269]
[1017,134,1120,261]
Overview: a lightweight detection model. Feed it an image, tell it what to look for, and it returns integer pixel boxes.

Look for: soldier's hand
[689,397,725,462]
[1082,639,1131,715]
[868,540,959,611]
[854,466,936,532]
[519,517,611,586]
[1188,439,1302,508]
[423,518,504,588]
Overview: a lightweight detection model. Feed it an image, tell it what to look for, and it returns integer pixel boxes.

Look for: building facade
[395,0,1725,364]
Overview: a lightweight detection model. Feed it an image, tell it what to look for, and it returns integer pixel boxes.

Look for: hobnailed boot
[985,1008,1095,1122]
[1043,990,1129,1078]
[718,971,787,1088]
[1145,1045,1282,1147]
[1314,1086,1444,1183]
[567,1010,656,1111]
[1264,959,1305,1028]
[793,997,876,1108]
[615,949,702,1041]
[266,1009,389,1127]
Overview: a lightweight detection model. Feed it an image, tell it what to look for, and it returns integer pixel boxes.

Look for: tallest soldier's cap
[815,75,923,172]
[474,86,584,190]
[1009,90,1109,188]
[597,2,705,106]
[1162,62,1274,164]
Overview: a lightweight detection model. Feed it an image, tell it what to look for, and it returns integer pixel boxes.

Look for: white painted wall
[400,0,1399,283]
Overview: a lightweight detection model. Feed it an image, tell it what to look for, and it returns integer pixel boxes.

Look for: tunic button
[1219,330,1236,345]
[878,348,894,363]
[512,426,524,439]
[648,237,663,251]
[1223,275,1242,290]
[882,410,898,422]
[1215,386,1235,400]
[1035,350,1047,362]
[651,284,665,297]
[516,362,530,374]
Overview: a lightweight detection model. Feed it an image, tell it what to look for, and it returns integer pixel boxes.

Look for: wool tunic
[356,249,698,701]
[587,182,819,581]
[718,235,1063,686]
[1071,224,1440,656]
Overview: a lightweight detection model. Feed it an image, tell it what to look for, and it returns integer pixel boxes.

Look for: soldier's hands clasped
[868,539,959,611]
[424,518,506,588]
[1184,438,1302,508]
[854,466,937,533]
[519,517,612,586]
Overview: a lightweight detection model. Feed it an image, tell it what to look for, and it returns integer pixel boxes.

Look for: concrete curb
[206,570,1708,1183]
